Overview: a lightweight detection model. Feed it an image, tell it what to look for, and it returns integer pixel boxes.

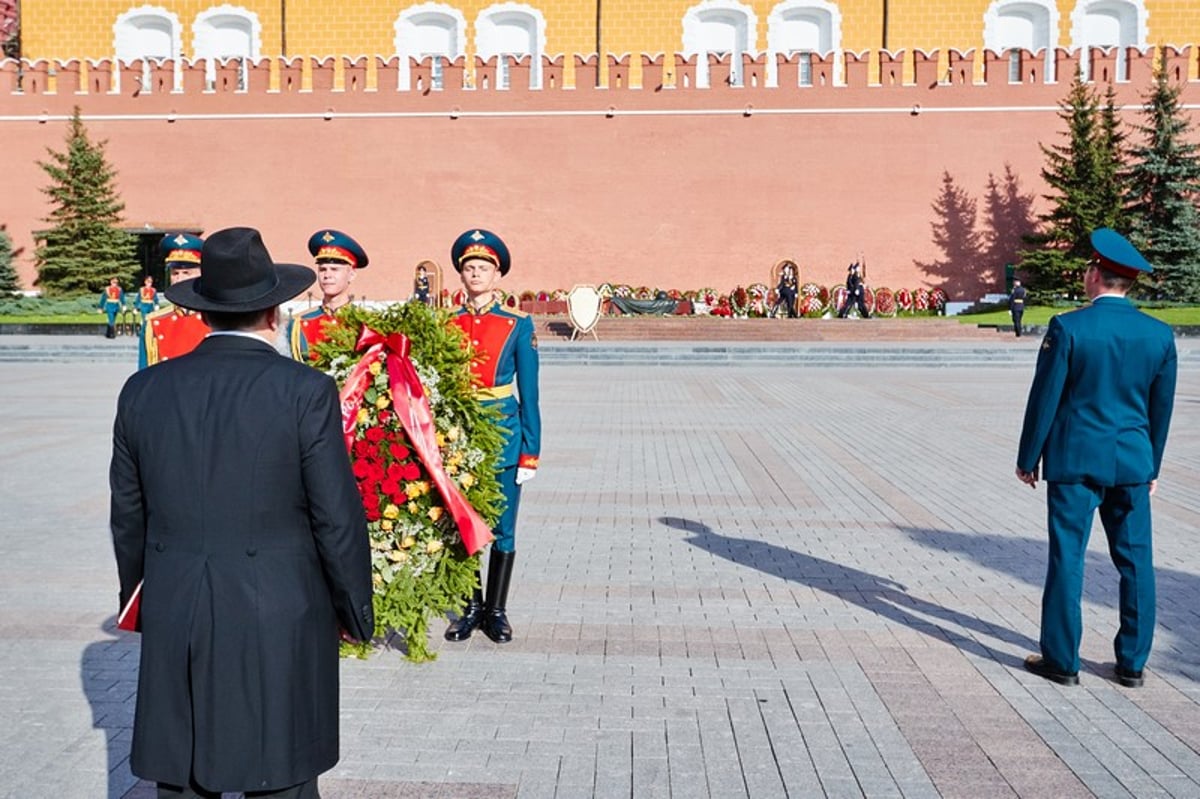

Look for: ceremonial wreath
[311,301,506,662]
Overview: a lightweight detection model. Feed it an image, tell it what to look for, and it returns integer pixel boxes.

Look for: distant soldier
[140,234,208,369]
[775,261,799,318]
[288,229,369,361]
[1010,279,1027,337]
[413,264,432,305]
[837,262,871,319]
[135,276,159,328]
[99,277,125,338]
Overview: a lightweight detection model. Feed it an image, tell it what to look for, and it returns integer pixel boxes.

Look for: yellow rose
[447,426,461,442]
[386,549,405,562]
[356,408,370,425]
[368,361,382,375]
[400,536,416,549]
[405,482,422,499]
[382,504,400,520]
[425,540,444,554]
[418,481,431,496]
[375,394,390,409]
[373,573,383,587]
[460,473,476,489]
[395,550,410,563]
[428,506,443,522]
[436,432,446,448]
[407,501,419,514]
[381,519,394,532]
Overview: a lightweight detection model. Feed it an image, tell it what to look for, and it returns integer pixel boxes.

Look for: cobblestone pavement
[2,354,1198,798]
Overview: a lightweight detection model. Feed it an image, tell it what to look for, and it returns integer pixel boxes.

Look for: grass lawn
[0,314,108,324]
[958,306,1200,326]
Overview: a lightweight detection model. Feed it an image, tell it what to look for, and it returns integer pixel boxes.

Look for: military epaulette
[497,305,530,319]
[144,305,175,323]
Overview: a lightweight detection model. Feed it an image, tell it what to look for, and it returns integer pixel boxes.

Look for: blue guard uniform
[1017,228,1177,686]
[288,229,369,362]
[444,228,540,646]
[99,281,125,338]
[140,234,208,370]
[136,280,159,326]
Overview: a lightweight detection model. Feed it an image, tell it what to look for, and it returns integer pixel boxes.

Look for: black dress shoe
[1024,655,1079,686]
[1114,666,1144,688]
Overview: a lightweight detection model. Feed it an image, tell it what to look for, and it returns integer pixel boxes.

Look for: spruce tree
[1019,71,1126,301]
[0,228,20,295]
[1124,52,1200,302]
[34,107,138,296]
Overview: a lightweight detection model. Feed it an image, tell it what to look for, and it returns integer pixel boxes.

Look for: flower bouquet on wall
[873,287,897,317]
[312,301,506,662]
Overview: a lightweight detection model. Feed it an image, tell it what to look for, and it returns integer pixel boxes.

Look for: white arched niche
[192,5,262,88]
[114,6,183,91]
[683,0,757,88]
[395,4,466,90]
[984,0,1058,82]
[475,4,546,89]
[1070,0,1146,81]
[766,0,841,87]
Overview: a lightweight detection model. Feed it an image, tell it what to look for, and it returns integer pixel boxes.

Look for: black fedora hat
[165,227,315,313]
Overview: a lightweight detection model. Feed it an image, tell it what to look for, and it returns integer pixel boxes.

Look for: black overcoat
[109,334,373,793]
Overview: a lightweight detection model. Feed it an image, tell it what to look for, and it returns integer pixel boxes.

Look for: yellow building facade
[19,0,1200,72]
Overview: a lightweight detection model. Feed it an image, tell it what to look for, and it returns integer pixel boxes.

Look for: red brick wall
[1,47,1196,301]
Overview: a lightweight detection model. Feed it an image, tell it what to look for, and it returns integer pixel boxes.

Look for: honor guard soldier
[443,229,541,645]
[140,233,208,369]
[99,277,125,338]
[288,229,369,361]
[414,264,432,305]
[135,276,159,328]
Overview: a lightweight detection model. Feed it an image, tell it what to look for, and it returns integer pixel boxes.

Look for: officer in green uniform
[1017,228,1177,688]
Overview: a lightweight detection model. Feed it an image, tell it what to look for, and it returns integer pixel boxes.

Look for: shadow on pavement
[663,516,1037,669]
[896,525,1200,682]
[81,617,141,799]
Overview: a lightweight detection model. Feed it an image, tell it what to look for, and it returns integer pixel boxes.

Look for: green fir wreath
[311,301,506,662]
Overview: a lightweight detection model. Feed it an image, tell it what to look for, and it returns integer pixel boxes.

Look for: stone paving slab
[1,354,1198,798]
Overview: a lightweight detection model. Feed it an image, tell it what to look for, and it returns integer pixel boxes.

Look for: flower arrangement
[914,287,932,312]
[551,289,568,301]
[798,294,825,317]
[874,287,897,317]
[613,284,633,298]
[519,290,536,302]
[313,302,506,662]
[747,283,770,317]
[730,285,751,317]
[930,287,948,313]
[632,285,654,300]
[894,288,914,312]
[711,296,733,317]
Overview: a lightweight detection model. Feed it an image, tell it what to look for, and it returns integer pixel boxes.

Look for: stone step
[536,316,1009,342]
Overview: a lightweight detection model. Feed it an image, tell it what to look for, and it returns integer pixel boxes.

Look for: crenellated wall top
[0,45,1195,103]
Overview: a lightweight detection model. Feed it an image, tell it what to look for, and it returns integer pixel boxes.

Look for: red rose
[366,462,386,482]
[352,460,372,479]
[386,462,406,482]
[353,440,372,458]
[389,442,410,461]
[377,409,391,424]
[380,479,401,499]
[364,427,385,443]
[402,462,422,480]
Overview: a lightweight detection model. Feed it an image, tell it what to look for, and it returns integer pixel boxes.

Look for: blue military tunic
[452,300,540,551]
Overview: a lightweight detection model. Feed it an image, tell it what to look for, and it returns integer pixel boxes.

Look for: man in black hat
[109,227,374,798]
[1009,278,1027,337]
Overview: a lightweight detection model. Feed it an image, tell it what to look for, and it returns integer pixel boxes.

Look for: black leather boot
[444,570,483,642]
[482,549,515,643]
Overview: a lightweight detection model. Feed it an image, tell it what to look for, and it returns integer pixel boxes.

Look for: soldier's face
[317,260,354,299]
[171,266,200,285]
[459,258,500,296]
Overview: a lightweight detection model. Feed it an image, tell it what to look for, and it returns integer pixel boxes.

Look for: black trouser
[1012,309,1024,336]
[838,296,869,318]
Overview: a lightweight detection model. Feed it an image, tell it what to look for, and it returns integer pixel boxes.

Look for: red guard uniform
[141,307,210,368]
[288,306,337,361]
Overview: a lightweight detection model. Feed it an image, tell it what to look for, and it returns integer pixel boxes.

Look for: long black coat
[110,334,373,793]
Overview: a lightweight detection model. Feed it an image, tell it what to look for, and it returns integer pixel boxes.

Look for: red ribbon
[339,326,493,555]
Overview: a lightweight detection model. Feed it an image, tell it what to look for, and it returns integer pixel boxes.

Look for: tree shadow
[981,165,1038,291]
[914,171,986,300]
[662,516,1037,667]
[894,525,1200,682]
[81,617,143,798]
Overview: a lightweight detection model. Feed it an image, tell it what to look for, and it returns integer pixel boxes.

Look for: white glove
[516,467,536,486]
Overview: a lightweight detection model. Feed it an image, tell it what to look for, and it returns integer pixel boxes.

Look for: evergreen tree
[1124,52,1200,302]
[1019,71,1126,301]
[0,227,20,295]
[34,107,138,296]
